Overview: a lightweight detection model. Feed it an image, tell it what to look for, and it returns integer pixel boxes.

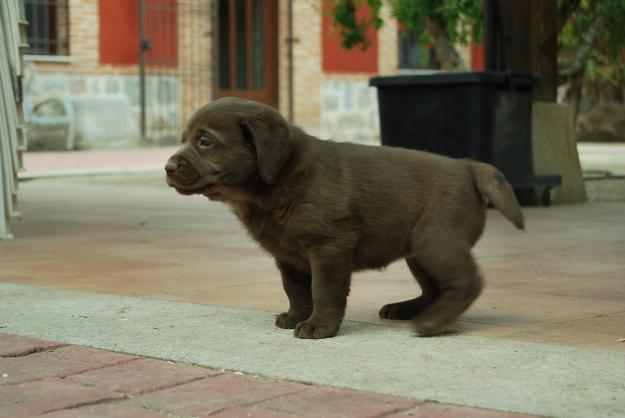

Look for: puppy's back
[306,138,485,238]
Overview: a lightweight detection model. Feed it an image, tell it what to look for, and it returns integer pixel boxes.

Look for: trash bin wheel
[542,187,553,206]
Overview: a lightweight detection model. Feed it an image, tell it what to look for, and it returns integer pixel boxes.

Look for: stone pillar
[289,0,321,130]
[69,0,99,69]
[377,4,397,75]
[532,103,587,203]
[177,1,214,127]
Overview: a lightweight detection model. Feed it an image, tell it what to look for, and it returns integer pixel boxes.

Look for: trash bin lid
[369,71,534,89]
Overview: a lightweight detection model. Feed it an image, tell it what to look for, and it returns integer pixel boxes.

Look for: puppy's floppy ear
[240,111,293,184]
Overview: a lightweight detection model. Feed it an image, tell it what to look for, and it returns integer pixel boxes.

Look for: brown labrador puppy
[166,97,523,339]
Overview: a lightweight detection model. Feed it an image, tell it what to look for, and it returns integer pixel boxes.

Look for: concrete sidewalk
[18,143,625,203]
[2,283,624,418]
[3,146,625,417]
[578,143,625,175]
[19,143,625,176]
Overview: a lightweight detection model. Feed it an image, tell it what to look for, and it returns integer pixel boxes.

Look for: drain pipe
[484,0,504,71]
[139,0,147,139]
[211,0,219,101]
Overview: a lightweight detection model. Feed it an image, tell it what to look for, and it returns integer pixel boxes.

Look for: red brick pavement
[0,334,539,418]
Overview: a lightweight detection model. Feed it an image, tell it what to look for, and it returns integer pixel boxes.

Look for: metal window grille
[140,0,214,144]
[23,0,69,56]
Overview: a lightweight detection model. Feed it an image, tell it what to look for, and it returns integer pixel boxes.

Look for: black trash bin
[369,71,560,205]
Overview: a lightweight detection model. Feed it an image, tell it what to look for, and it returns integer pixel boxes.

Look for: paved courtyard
[1,144,624,417]
[7,333,515,418]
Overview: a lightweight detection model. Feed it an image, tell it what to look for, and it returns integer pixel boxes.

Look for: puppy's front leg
[275,260,313,329]
[294,251,352,339]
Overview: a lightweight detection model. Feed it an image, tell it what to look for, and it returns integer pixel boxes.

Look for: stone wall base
[320,79,380,144]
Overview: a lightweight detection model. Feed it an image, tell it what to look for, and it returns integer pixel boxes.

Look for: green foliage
[325,0,483,50]
[426,0,483,45]
[596,0,625,58]
[326,0,625,84]
[327,0,383,50]
[559,0,625,84]
[367,0,384,29]
[330,0,366,49]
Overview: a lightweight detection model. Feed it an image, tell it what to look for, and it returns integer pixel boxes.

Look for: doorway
[217,0,278,108]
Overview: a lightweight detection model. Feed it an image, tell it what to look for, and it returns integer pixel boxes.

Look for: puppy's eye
[197,135,215,149]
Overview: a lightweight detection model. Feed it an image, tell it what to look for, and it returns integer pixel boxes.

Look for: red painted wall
[471,43,485,70]
[99,0,139,65]
[144,0,178,67]
[99,0,177,67]
[322,3,378,73]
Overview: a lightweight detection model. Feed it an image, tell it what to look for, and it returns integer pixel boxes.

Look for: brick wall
[378,4,398,75]
[318,3,398,142]
[70,0,99,68]
[25,0,138,112]
[277,0,322,132]
[277,1,398,139]
[26,0,211,146]
[32,0,136,76]
[28,0,402,146]
[177,1,214,128]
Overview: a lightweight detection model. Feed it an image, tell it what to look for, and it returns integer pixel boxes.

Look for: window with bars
[23,0,70,56]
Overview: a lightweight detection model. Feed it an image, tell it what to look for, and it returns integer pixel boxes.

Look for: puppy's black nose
[165,161,178,175]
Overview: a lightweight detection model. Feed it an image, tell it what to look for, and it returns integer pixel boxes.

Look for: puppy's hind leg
[410,238,483,336]
[379,257,439,320]
[275,260,313,329]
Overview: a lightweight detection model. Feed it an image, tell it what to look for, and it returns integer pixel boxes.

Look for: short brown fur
[166,97,523,339]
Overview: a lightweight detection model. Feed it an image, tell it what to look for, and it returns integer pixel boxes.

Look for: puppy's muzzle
[165,156,200,187]
[165,161,178,175]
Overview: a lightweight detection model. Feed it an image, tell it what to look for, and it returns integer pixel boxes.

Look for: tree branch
[425,16,467,71]
[557,0,581,34]
[559,13,605,77]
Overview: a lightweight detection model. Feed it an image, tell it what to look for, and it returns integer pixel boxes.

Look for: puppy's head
[165,97,292,202]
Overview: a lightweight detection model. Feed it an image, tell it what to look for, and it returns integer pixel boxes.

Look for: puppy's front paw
[275,312,299,329]
[294,320,339,339]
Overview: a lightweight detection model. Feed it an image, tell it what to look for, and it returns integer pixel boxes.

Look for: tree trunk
[567,75,584,129]
[497,0,558,102]
[425,17,467,71]
[558,14,604,77]
[559,12,604,129]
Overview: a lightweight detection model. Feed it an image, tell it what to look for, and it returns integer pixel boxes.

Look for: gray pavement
[3,142,625,418]
[2,282,624,418]
[578,143,625,201]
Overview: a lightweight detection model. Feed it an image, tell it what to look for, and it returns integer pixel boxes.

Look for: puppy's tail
[468,161,524,230]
